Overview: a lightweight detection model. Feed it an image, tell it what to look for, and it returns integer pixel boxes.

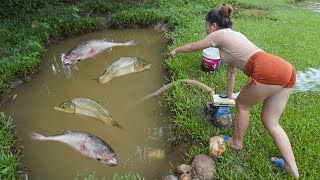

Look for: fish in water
[61,39,137,65]
[98,57,151,84]
[54,98,122,128]
[30,130,118,166]
[148,148,166,160]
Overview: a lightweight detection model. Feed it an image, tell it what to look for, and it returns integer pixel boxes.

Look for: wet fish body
[31,130,117,166]
[98,57,151,84]
[62,39,137,65]
[54,98,122,128]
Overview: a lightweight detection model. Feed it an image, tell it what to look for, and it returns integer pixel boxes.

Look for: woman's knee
[262,119,280,132]
[236,100,251,111]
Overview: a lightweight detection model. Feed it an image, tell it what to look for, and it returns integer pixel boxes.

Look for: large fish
[98,57,151,84]
[54,98,122,128]
[61,39,137,65]
[31,130,118,166]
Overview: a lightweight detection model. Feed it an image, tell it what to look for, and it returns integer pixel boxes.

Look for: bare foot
[220,135,243,151]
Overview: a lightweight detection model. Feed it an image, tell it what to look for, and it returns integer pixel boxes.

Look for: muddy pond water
[0,29,185,179]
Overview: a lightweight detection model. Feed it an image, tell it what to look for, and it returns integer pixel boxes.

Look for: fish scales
[72,98,112,121]
[31,130,118,166]
[55,98,122,128]
[41,130,89,149]
[106,57,137,77]
[98,57,151,84]
[61,39,137,65]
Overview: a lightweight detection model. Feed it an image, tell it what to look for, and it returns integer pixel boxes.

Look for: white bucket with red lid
[202,47,221,71]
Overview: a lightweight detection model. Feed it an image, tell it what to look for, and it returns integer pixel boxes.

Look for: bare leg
[228,81,283,149]
[261,88,299,178]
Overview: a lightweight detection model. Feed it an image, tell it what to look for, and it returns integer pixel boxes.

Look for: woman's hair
[206,4,233,29]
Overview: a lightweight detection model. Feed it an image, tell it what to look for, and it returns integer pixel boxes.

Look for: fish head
[62,50,79,65]
[103,155,118,166]
[54,101,76,113]
[87,134,117,166]
[135,58,151,72]
[96,148,117,166]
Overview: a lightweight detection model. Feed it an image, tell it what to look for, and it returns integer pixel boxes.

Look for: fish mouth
[61,54,75,65]
[62,58,75,65]
[54,106,68,112]
[104,157,118,166]
[144,64,152,70]
[54,106,61,111]
[139,64,151,72]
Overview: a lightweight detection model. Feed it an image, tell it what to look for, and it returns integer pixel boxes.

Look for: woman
[170,4,299,179]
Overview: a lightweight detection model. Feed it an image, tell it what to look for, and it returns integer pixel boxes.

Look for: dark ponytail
[206,4,233,29]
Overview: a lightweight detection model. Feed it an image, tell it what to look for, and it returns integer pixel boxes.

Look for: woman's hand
[170,49,178,57]
[231,92,240,99]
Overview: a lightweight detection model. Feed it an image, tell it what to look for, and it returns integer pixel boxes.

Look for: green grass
[163,0,320,179]
[74,172,145,180]
[0,0,320,179]
[0,3,102,91]
[0,113,21,179]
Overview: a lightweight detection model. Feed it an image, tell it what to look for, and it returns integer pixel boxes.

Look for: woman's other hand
[170,49,177,57]
[231,92,240,99]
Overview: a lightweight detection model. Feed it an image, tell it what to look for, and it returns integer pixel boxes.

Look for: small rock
[163,175,178,180]
[176,164,192,174]
[191,154,216,180]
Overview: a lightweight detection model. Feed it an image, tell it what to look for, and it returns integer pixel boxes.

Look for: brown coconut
[209,136,226,157]
[191,154,216,180]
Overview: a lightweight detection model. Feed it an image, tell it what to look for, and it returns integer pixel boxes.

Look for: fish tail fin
[30,131,46,140]
[124,40,137,46]
[107,119,123,129]
[112,121,124,129]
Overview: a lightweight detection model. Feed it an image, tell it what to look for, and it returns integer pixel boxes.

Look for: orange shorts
[244,52,296,88]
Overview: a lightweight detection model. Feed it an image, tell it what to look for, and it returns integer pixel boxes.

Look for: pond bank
[1,0,320,179]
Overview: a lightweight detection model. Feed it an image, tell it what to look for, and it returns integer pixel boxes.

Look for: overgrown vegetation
[0,113,21,179]
[0,0,319,179]
[75,172,144,180]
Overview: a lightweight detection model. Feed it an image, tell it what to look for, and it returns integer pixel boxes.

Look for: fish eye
[96,157,101,161]
[72,51,75,54]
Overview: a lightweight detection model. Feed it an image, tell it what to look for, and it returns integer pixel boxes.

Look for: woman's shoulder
[222,28,247,38]
[211,28,238,35]
[222,28,239,34]
[208,29,227,37]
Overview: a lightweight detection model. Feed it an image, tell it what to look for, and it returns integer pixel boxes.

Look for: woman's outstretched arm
[170,38,212,57]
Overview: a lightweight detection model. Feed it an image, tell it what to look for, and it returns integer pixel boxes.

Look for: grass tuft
[0,113,21,179]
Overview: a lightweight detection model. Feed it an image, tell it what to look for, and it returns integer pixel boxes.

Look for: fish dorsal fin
[63,130,72,134]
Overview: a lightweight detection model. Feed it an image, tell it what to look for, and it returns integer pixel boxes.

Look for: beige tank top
[206,28,263,71]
